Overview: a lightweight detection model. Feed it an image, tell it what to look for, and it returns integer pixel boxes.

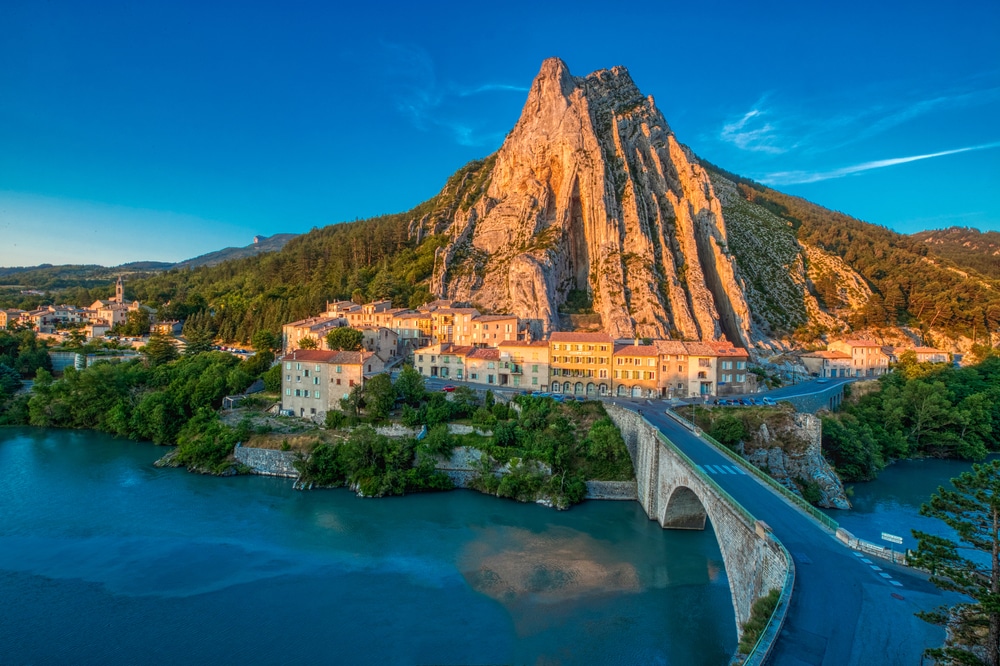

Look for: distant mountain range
[0,234,298,284]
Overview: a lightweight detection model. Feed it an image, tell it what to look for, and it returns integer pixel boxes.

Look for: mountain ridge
[5,58,998,352]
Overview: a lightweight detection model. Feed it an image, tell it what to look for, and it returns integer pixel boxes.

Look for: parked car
[816,378,829,384]
[441,385,456,392]
[761,397,776,406]
[551,394,565,403]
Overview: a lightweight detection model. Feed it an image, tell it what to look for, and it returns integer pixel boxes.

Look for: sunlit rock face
[431,58,752,344]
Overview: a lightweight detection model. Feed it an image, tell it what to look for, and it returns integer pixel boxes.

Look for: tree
[262,364,282,393]
[326,327,363,352]
[142,334,179,367]
[364,373,395,420]
[394,365,425,406]
[185,326,215,355]
[117,310,151,337]
[251,330,278,354]
[297,337,318,350]
[911,460,1000,666]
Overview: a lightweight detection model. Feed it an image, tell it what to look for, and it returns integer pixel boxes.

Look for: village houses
[278,348,385,419]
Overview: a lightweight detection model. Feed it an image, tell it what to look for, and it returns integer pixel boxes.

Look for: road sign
[881,532,903,545]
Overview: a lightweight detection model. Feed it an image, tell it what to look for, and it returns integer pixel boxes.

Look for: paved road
[625,403,955,666]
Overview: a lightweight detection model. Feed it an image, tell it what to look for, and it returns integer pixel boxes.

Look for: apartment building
[548,332,613,397]
[0,309,25,329]
[279,349,385,419]
[357,325,400,363]
[281,315,347,354]
[612,344,660,397]
[470,314,519,346]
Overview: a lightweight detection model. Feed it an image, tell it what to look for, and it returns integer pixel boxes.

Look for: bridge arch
[606,403,792,642]
[661,485,708,529]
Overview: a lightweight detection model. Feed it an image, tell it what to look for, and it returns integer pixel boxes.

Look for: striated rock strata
[431,58,752,344]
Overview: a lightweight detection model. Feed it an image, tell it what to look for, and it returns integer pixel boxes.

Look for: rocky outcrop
[431,58,753,344]
[742,412,850,510]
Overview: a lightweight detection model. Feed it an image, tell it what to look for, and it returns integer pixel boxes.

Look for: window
[648,359,655,366]
[736,374,746,383]
[678,365,684,373]
[336,379,341,385]
[418,355,424,362]
[721,361,732,370]
[532,377,538,385]
[314,377,319,385]
[488,362,495,369]
[286,374,291,381]
[285,388,291,396]
[315,365,321,372]
[736,361,746,370]
[599,369,608,378]
[336,365,342,373]
[314,391,320,399]
[285,363,291,370]
[349,379,355,387]
[532,365,538,373]
[296,363,301,371]
[722,374,732,383]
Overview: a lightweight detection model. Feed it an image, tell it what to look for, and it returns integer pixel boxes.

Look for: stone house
[708,342,755,395]
[0,309,25,329]
[413,343,474,381]
[281,316,346,354]
[497,340,549,390]
[357,325,400,363]
[279,349,385,419]
[799,350,852,378]
[828,339,890,377]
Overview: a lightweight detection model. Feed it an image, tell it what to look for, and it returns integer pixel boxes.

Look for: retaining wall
[234,445,299,478]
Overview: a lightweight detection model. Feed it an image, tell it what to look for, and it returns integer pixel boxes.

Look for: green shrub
[738,589,781,654]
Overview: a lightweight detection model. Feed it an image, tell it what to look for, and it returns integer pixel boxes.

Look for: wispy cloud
[372,42,527,148]
[719,99,789,154]
[759,141,1000,185]
[715,83,1000,157]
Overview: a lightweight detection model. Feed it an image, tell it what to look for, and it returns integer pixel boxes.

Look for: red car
[441,385,456,392]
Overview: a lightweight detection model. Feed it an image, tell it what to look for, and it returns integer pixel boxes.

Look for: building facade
[548,332,613,397]
[828,340,890,377]
[279,349,385,419]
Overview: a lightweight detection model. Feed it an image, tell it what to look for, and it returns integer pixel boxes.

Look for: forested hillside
[705,163,1000,341]
[125,157,495,342]
[911,226,1000,280]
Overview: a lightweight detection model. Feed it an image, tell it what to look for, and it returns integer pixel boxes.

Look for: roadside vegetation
[820,353,1000,482]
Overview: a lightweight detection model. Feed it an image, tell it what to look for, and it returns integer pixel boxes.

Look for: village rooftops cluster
[413,334,754,399]
[3,276,155,339]
[797,340,949,378]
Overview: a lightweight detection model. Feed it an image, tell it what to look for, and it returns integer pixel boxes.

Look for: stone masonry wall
[234,445,299,478]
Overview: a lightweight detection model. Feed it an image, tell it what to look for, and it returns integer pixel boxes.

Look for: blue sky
[1,0,998,266]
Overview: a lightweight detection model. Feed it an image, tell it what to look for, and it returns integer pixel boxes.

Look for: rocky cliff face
[430,58,752,344]
[742,412,850,510]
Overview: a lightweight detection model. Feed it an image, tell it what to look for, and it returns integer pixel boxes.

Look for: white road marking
[871,565,882,571]
[879,573,892,579]
[890,581,903,587]
[861,558,872,564]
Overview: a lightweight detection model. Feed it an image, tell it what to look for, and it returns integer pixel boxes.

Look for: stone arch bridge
[605,404,792,642]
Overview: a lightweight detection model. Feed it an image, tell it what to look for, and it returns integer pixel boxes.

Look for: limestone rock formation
[742,412,850,510]
[431,58,753,344]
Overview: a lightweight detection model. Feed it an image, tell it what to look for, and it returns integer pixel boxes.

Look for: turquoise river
[0,428,736,665]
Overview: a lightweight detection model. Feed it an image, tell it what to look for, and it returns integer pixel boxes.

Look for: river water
[0,428,737,665]
[824,455,1000,559]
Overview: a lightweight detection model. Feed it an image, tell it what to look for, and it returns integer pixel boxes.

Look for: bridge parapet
[606,404,793,663]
